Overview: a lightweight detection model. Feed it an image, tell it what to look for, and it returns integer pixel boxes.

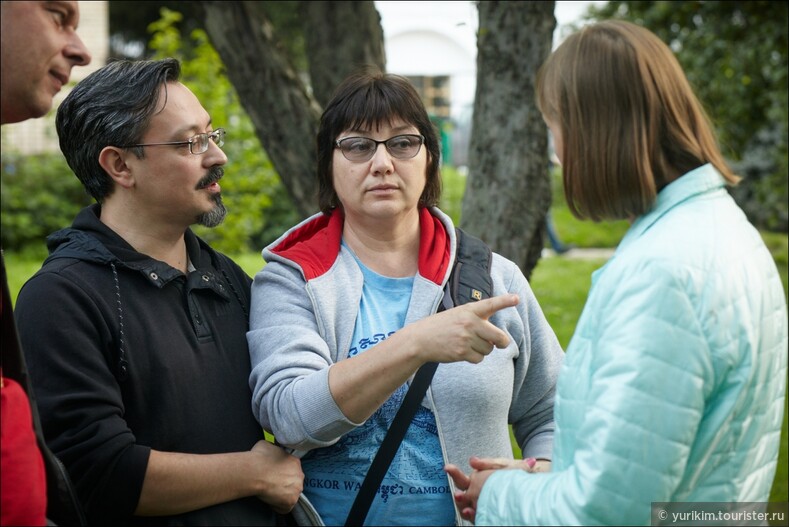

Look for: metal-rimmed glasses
[122,128,226,155]
[334,134,424,162]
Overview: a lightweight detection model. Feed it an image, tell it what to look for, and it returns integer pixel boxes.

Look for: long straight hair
[536,20,738,221]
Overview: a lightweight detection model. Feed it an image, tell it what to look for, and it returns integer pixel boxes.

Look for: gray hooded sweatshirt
[247,206,564,525]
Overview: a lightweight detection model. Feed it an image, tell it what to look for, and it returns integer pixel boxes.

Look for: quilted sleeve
[477,259,711,526]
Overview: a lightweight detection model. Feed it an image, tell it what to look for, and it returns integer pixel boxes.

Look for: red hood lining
[271,208,450,284]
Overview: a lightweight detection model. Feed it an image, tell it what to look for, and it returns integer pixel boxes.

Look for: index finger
[443,464,470,489]
[467,294,519,319]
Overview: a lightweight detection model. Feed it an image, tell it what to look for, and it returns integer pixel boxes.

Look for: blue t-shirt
[301,245,455,526]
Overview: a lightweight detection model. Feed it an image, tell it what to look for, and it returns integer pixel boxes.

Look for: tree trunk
[201,1,322,216]
[301,1,386,107]
[461,1,556,279]
[200,1,386,217]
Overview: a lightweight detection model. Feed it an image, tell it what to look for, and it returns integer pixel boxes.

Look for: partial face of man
[0,1,92,124]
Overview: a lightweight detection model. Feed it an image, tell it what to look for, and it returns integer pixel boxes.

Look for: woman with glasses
[247,67,564,526]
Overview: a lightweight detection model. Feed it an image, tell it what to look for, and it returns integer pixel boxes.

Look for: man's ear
[98,146,136,189]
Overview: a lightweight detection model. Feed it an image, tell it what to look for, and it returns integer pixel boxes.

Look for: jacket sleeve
[15,269,150,523]
[499,255,564,460]
[247,261,360,450]
[477,259,709,526]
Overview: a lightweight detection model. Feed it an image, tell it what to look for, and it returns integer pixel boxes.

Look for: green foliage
[441,163,631,249]
[728,125,788,232]
[761,231,789,305]
[1,7,302,256]
[147,8,300,253]
[439,165,466,225]
[108,0,203,58]
[587,1,787,159]
[774,393,789,503]
[0,152,92,252]
[531,256,607,348]
[585,1,788,232]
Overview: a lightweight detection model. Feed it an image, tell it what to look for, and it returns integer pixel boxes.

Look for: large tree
[461,1,556,278]
[197,1,554,274]
[199,1,384,217]
[300,2,387,108]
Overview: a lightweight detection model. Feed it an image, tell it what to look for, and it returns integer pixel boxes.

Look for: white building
[376,1,478,118]
[375,1,477,165]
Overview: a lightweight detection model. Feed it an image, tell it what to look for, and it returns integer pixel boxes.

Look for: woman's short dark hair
[536,20,738,221]
[316,66,442,213]
[55,58,181,202]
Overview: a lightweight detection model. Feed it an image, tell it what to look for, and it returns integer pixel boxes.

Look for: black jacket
[15,205,277,526]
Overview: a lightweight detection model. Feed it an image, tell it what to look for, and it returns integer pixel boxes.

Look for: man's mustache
[196,167,224,190]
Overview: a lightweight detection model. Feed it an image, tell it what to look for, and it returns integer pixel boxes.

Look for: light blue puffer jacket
[477,164,788,526]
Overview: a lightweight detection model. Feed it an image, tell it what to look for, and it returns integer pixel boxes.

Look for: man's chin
[197,197,227,228]
[4,100,51,124]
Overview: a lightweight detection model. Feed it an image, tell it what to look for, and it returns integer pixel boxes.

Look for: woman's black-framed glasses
[122,128,225,155]
[335,134,424,162]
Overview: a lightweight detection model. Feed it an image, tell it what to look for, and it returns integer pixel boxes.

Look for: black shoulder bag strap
[344,359,439,526]
[344,228,492,526]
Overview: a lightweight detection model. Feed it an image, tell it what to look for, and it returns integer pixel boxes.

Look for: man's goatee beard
[198,194,227,228]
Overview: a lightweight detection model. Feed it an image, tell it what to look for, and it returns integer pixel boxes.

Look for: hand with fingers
[408,294,520,365]
[324,294,522,425]
[250,440,304,514]
[445,455,549,523]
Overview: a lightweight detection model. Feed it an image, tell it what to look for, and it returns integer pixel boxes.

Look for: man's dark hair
[56,58,181,202]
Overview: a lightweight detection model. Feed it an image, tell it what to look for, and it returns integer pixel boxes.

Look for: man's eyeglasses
[122,128,226,155]
[335,134,424,162]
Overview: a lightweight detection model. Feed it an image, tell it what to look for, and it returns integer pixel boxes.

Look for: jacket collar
[616,163,726,254]
[45,204,220,289]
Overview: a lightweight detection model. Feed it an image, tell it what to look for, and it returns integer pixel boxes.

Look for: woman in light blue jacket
[449,20,788,526]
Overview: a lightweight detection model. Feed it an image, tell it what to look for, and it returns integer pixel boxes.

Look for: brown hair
[536,20,739,221]
[316,66,441,213]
